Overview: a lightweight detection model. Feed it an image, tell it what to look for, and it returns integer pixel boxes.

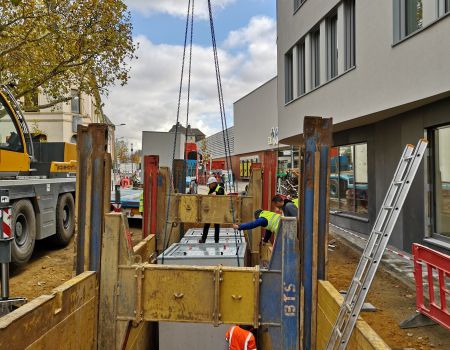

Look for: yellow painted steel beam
[117,264,260,328]
[167,194,255,224]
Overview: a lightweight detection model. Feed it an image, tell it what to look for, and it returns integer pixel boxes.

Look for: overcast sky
[103,0,277,149]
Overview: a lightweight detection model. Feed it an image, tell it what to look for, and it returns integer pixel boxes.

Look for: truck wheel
[11,199,36,266]
[52,193,75,247]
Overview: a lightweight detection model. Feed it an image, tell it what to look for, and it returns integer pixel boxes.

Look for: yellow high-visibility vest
[139,191,144,213]
[292,198,299,208]
[259,210,281,234]
[215,184,223,193]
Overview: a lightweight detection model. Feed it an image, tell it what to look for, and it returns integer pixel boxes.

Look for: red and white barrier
[1,208,12,239]
[413,243,450,330]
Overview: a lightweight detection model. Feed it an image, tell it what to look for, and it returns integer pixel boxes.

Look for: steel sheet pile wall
[75,124,111,274]
[299,117,332,349]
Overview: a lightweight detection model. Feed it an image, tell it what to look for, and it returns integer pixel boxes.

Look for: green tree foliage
[0,0,136,109]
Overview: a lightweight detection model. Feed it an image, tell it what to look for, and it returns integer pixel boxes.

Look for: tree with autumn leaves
[0,0,136,109]
[115,139,128,163]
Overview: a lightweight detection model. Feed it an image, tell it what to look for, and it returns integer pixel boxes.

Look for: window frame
[438,0,450,15]
[426,124,450,244]
[294,0,307,12]
[310,28,321,89]
[71,89,81,114]
[285,50,294,103]
[330,142,369,218]
[326,13,338,81]
[297,41,306,95]
[394,0,424,42]
[0,94,25,153]
[344,0,356,70]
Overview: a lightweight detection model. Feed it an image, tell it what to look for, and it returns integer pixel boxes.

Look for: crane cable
[162,0,242,266]
[207,0,242,265]
[161,0,194,264]
[183,0,195,187]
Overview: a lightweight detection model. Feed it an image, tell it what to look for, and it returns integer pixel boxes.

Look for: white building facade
[278,0,450,252]
[24,89,104,143]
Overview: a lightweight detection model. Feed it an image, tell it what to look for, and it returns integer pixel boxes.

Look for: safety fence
[413,243,450,330]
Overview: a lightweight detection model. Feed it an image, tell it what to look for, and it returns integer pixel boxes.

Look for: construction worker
[139,190,144,215]
[272,194,298,217]
[233,209,281,243]
[225,325,257,350]
[199,176,224,243]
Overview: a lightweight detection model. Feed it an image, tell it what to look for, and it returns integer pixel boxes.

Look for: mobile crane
[0,85,77,265]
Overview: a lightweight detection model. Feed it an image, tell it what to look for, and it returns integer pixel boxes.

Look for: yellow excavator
[0,85,77,265]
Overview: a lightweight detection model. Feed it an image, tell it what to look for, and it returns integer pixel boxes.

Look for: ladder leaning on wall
[326,139,428,350]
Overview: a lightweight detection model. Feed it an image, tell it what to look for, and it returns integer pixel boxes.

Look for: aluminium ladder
[326,139,428,350]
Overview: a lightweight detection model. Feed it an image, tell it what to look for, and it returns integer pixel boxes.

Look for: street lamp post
[130,142,134,173]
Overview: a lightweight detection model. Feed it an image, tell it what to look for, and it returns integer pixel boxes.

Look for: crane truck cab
[0,85,77,266]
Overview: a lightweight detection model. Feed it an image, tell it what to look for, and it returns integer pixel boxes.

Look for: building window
[0,95,24,153]
[344,0,355,70]
[395,0,423,41]
[285,50,294,103]
[438,0,450,16]
[405,0,423,36]
[428,125,450,241]
[297,41,306,95]
[71,89,81,114]
[326,14,338,80]
[310,29,320,89]
[330,143,368,217]
[294,0,306,11]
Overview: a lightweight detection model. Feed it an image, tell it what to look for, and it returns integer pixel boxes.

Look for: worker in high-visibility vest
[139,191,144,214]
[225,325,257,350]
[199,176,224,243]
[233,209,281,243]
[271,194,298,217]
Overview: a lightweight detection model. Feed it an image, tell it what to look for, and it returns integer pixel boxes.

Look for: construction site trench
[9,221,449,350]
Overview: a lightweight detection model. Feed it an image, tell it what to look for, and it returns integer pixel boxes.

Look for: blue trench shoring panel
[300,116,333,350]
[260,217,300,350]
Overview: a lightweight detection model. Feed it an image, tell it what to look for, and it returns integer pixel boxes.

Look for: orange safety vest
[225,326,257,350]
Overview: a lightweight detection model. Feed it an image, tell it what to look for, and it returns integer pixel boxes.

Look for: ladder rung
[373,230,383,235]
[383,206,393,210]
[344,303,352,312]
[362,253,372,260]
[352,278,362,287]
[393,181,404,185]
[403,155,414,160]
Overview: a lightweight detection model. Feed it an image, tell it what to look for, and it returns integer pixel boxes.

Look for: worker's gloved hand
[232,224,239,230]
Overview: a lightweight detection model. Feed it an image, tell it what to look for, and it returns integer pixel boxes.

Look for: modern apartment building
[278,0,450,253]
